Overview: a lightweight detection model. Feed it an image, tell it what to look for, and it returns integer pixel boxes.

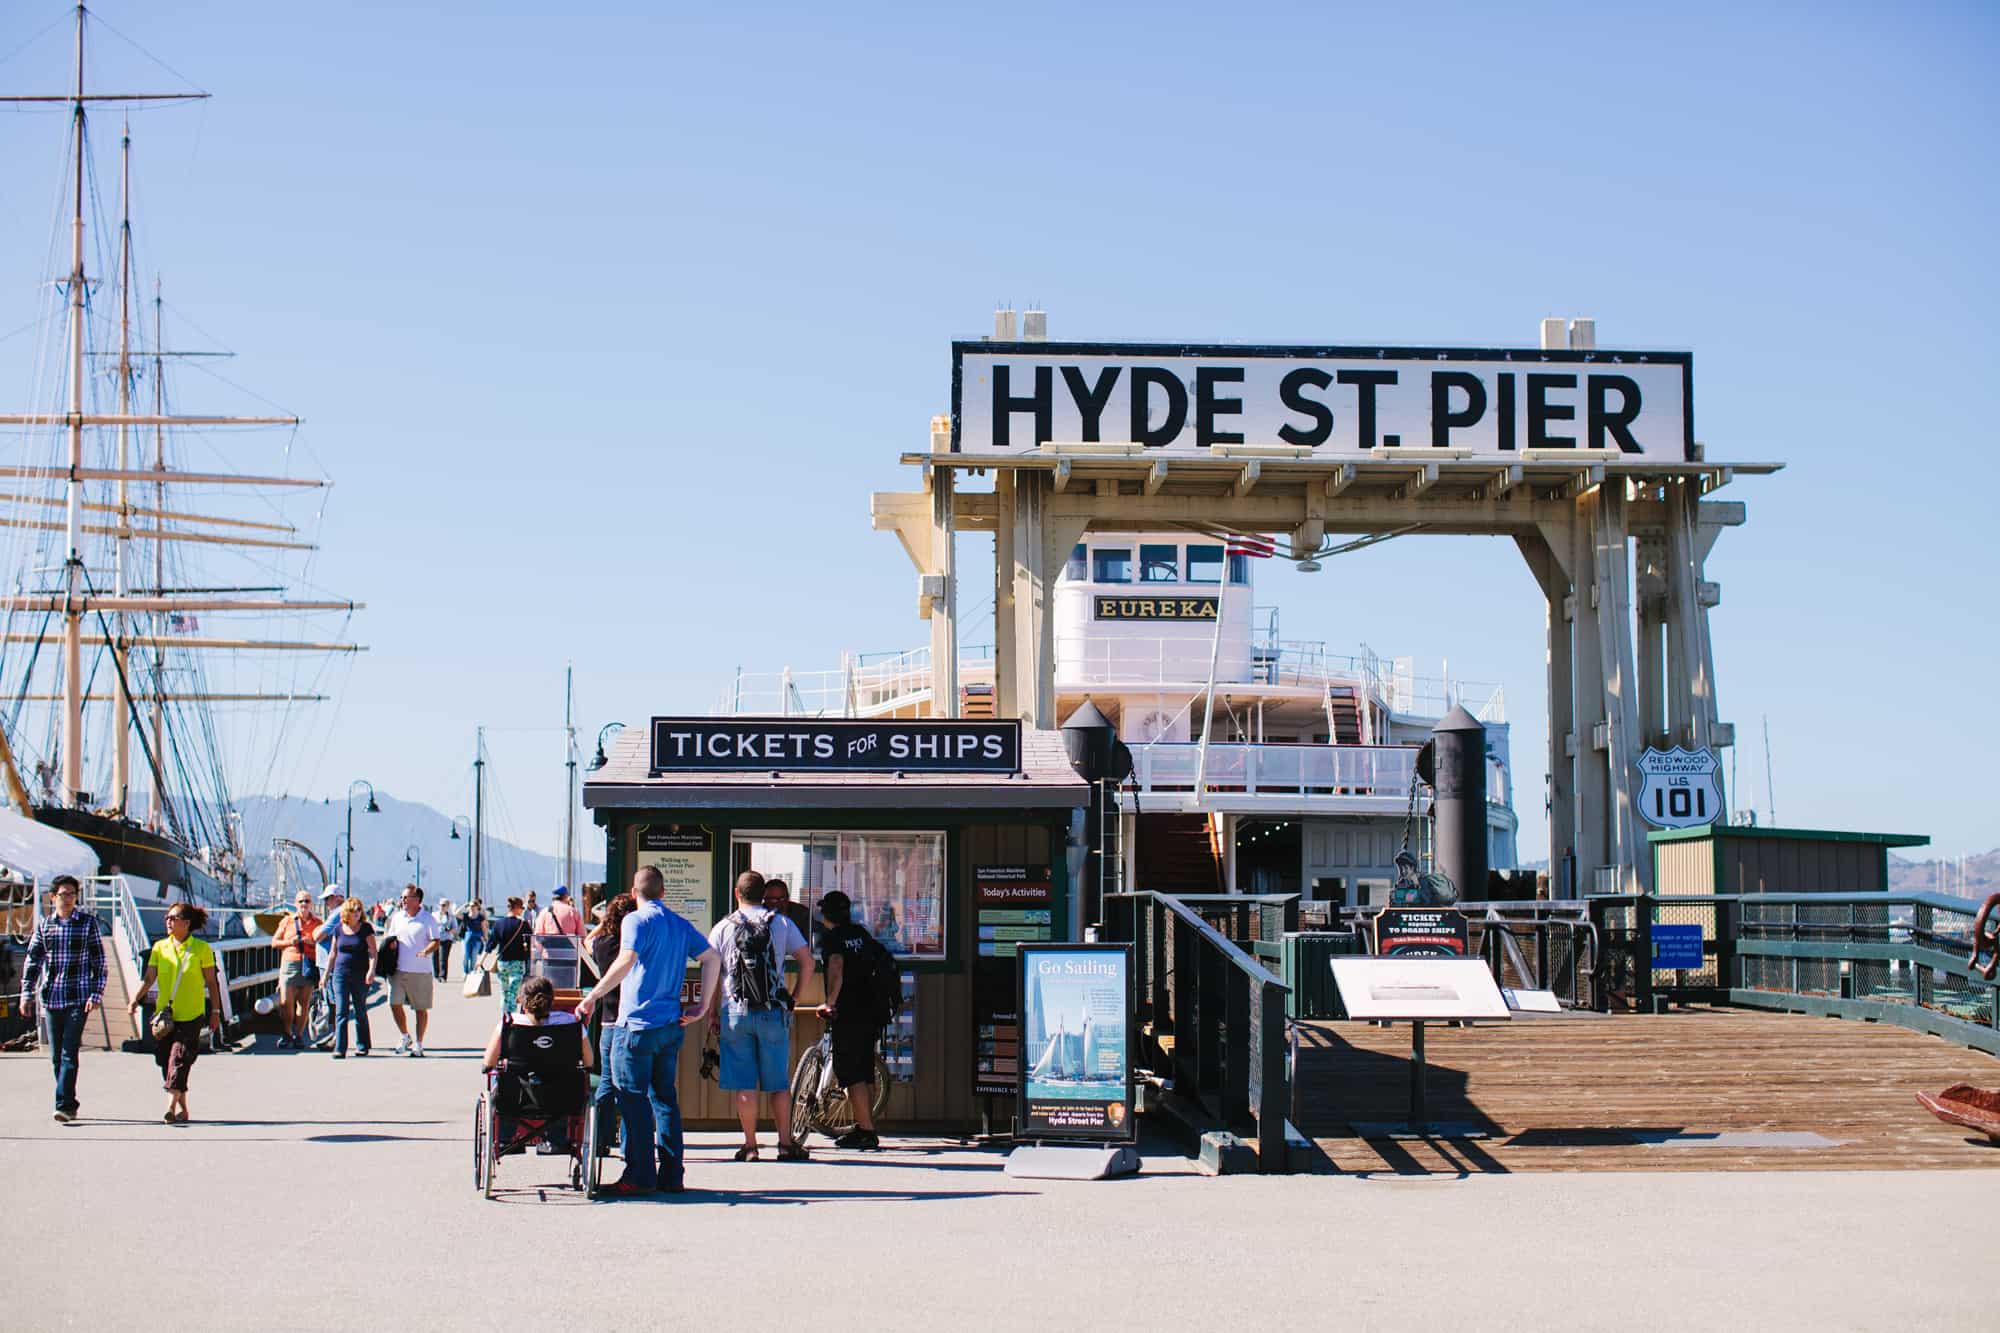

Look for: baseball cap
[553,885,570,899]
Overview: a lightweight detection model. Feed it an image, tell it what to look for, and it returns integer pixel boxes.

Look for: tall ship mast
[0,5,363,910]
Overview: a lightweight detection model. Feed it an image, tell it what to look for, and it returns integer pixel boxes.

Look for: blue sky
[0,2,1993,862]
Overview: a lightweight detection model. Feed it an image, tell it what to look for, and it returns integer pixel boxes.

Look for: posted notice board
[972,865,1053,1098]
[1017,942,1135,1142]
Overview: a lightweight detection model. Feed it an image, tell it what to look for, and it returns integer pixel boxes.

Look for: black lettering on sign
[1195,367,1245,447]
[1587,374,1643,453]
[1338,369,1398,449]
[1496,373,1517,451]
[993,365,1053,449]
[1061,365,1120,442]
[1277,367,1334,447]
[1093,596,1218,621]
[1430,371,1486,447]
[1130,368,1188,447]
[1527,373,1577,449]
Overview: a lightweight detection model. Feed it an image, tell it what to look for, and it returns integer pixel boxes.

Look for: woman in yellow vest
[127,903,226,1123]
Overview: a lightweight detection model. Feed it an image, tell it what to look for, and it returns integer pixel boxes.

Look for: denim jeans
[593,1023,621,1151]
[43,1004,86,1111]
[608,1023,685,1189]
[462,933,484,970]
[329,974,371,1055]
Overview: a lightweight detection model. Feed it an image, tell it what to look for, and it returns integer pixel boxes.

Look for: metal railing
[1585,890,2000,1053]
[1102,890,1294,1171]
[1307,900,1601,1010]
[1126,743,1418,800]
[84,875,282,1031]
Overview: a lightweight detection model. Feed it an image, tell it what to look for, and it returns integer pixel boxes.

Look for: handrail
[1103,889,1293,1171]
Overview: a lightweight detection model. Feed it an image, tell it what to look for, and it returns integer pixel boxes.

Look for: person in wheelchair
[481,976,593,1155]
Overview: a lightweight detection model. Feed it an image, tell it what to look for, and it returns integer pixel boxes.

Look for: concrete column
[1010,475,1052,728]
[993,470,1018,719]
[929,468,958,718]
[1516,529,1574,894]
[1636,535,1667,748]
[1569,496,1609,894]
[1663,479,1713,750]
[1592,488,1649,893]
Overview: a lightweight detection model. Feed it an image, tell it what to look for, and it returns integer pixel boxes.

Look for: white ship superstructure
[720,530,1517,907]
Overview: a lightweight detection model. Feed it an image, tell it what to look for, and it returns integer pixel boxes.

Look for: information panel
[1375,907,1471,958]
[650,717,1020,774]
[1651,924,1705,970]
[972,865,1053,1098]
[633,825,715,937]
[1017,943,1135,1142]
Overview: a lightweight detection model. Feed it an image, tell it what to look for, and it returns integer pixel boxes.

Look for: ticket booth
[583,717,1088,1132]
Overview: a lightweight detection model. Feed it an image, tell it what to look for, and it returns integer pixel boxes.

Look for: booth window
[1092,548,1133,584]
[1139,544,1179,583]
[1063,544,1086,581]
[791,831,946,961]
[1186,544,1223,584]
[1228,553,1251,584]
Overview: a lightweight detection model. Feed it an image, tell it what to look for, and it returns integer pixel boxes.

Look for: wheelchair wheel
[479,1096,497,1199]
[473,1094,490,1195]
[580,1102,600,1196]
[789,1043,828,1141]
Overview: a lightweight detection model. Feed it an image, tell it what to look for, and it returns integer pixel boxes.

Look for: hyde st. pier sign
[952,342,1692,461]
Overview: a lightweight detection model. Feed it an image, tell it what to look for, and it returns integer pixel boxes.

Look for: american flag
[167,612,200,633]
[1224,532,1275,559]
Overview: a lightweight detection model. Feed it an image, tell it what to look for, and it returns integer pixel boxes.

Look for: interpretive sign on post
[972,866,1053,1099]
[649,717,1020,774]
[953,343,1693,461]
[1636,746,1723,829]
[1651,923,1705,970]
[1374,907,1470,958]
[1017,943,1135,1143]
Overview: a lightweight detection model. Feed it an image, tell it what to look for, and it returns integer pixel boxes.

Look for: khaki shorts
[389,969,434,1009]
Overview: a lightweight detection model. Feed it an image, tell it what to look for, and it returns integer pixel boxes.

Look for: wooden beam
[1233,461,1262,497]
[1052,459,1073,493]
[1401,463,1440,500]
[0,491,297,533]
[1487,464,1524,500]
[2,634,362,651]
[15,693,328,702]
[0,466,323,488]
[0,413,296,427]
[1325,463,1358,497]
[1143,460,1169,496]
[0,515,314,551]
[0,597,358,613]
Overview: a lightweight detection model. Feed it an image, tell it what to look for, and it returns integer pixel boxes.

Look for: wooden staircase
[1325,686,1364,744]
[1134,813,1224,894]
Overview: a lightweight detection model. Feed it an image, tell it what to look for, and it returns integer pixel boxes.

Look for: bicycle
[789,1024,890,1142]
[303,982,336,1050]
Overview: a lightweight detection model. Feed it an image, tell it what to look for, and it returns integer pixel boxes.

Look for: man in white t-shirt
[385,883,441,1056]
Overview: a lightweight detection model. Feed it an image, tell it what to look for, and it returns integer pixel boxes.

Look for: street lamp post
[590,722,626,771]
[404,843,422,890]
[333,832,353,891]
[450,816,472,904]
[346,779,380,894]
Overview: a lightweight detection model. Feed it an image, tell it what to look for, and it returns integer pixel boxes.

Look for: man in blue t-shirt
[576,864,719,1197]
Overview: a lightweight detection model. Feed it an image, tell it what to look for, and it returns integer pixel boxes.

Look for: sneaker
[333,1052,346,1060]
[356,1047,370,1057]
[833,1130,881,1151]
[51,1109,71,1123]
[411,1040,425,1058]
[658,1156,686,1194]
[396,1034,412,1054]
[596,1178,655,1200]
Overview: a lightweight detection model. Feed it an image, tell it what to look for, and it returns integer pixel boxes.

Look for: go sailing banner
[953,342,1692,461]
[1016,943,1135,1143]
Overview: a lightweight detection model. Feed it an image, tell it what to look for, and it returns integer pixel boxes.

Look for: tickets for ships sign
[1017,943,1135,1143]
[952,343,1692,460]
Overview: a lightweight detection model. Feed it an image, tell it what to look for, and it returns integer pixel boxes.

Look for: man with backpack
[706,870,815,1161]
[813,890,894,1150]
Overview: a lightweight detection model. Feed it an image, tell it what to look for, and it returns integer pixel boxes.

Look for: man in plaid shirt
[19,875,105,1123]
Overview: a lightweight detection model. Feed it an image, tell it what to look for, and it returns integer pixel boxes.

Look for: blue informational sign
[1652,924,1705,970]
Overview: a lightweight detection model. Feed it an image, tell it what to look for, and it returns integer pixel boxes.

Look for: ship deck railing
[1123,742,1419,804]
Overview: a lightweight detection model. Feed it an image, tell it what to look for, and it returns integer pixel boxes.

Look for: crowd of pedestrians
[16,868,903,1188]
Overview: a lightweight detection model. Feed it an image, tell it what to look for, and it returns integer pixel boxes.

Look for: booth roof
[581,726,1089,811]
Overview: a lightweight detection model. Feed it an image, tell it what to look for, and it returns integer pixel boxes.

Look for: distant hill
[1890,848,1999,900]
[238,793,605,902]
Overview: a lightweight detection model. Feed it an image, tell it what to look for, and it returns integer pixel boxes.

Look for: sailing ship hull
[33,805,235,908]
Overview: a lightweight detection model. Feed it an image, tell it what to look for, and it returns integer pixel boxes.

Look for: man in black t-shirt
[813,890,882,1151]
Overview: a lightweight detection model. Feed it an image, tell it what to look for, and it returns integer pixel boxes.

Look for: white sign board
[1330,957,1512,1021]
[1637,746,1723,829]
[952,342,1692,461]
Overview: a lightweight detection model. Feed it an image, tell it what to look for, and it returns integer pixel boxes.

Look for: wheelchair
[473,1014,603,1199]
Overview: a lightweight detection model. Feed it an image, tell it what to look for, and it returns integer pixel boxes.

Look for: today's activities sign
[1017,943,1135,1143]
[953,342,1692,460]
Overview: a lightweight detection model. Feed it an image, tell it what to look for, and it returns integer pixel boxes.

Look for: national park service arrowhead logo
[1637,746,1722,829]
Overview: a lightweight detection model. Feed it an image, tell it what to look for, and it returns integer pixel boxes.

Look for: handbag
[150,944,184,1042]
[462,967,492,998]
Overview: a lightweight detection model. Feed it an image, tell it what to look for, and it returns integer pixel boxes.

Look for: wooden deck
[1294,1006,2000,1173]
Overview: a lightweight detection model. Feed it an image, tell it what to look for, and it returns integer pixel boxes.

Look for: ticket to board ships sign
[650,718,1020,774]
[952,342,1692,461]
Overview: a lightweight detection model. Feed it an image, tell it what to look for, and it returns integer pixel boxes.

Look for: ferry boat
[721,531,1518,908]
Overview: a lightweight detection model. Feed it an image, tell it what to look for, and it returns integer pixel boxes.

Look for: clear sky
[0,2,1993,862]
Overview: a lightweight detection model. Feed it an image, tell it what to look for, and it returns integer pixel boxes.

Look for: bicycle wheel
[305,987,335,1050]
[789,1043,828,1141]
[870,1055,892,1120]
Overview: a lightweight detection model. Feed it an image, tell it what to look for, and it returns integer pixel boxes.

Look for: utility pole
[472,727,485,906]
[564,665,577,895]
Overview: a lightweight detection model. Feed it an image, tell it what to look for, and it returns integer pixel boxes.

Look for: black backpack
[725,910,787,1011]
[839,928,900,1028]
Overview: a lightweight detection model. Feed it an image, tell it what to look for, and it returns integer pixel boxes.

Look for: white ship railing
[1128,743,1418,798]
[717,646,996,717]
